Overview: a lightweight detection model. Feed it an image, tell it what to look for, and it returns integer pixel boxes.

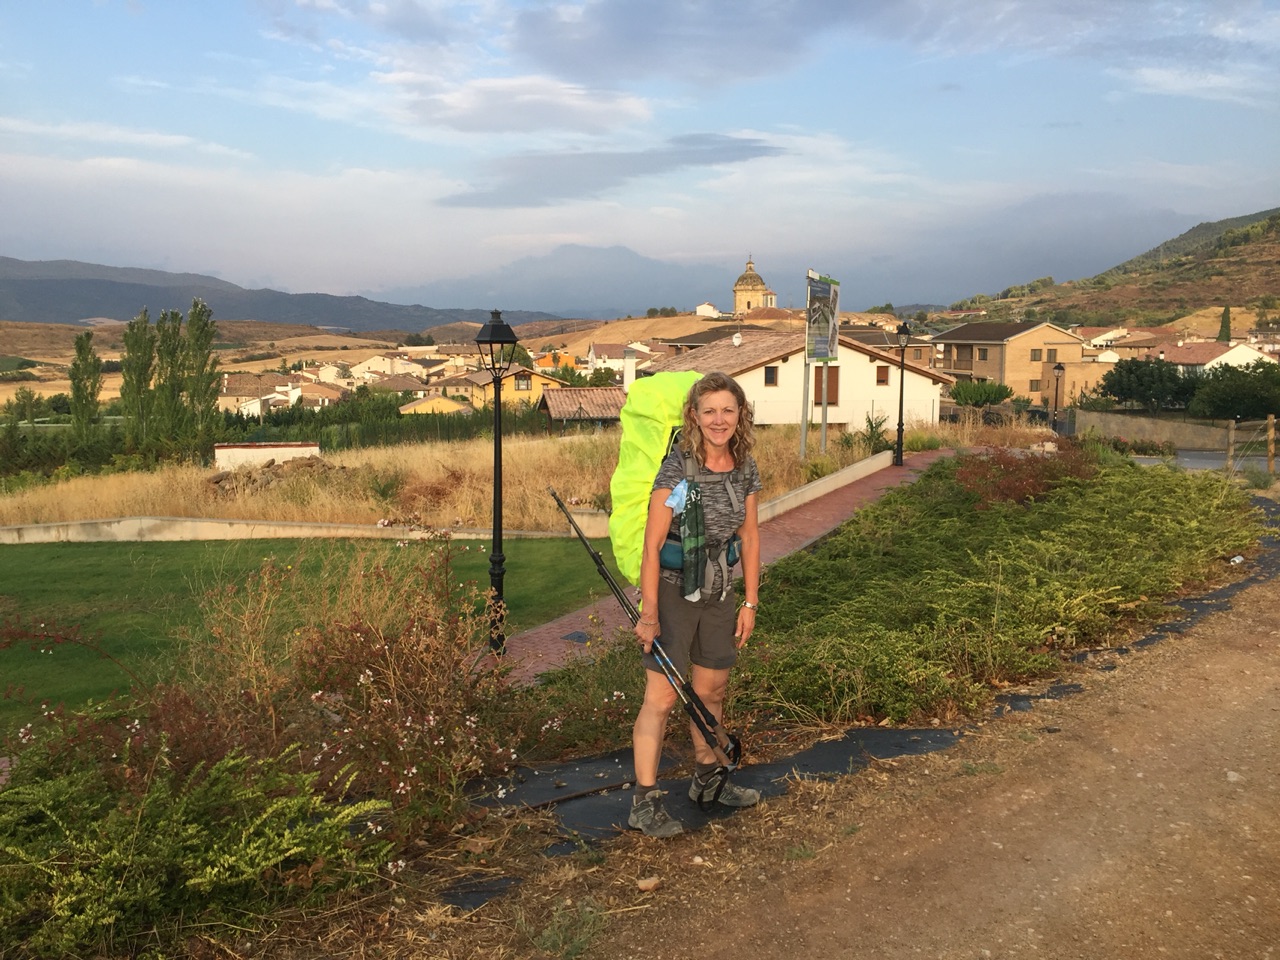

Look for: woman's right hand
[634,617,659,654]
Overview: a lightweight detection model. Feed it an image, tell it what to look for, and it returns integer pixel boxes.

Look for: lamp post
[894,322,910,466]
[475,309,518,654]
[1051,362,1065,434]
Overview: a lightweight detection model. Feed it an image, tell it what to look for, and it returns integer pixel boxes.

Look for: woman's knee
[642,679,678,714]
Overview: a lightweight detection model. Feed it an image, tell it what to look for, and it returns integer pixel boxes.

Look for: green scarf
[680,478,706,601]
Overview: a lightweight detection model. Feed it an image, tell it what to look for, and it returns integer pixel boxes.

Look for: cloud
[0,117,253,159]
[505,0,1279,102]
[382,73,651,134]
[439,133,786,207]
[1116,65,1274,106]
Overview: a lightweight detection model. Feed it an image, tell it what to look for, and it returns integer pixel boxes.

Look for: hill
[0,257,560,333]
[949,208,1280,328]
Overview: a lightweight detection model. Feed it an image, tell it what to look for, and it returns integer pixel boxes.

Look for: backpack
[609,372,701,586]
[609,371,743,590]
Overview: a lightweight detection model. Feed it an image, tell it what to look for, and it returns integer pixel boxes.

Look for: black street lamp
[894,322,910,466]
[1051,362,1065,434]
[475,309,518,654]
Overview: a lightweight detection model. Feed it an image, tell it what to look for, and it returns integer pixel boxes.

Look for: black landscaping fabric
[447,496,1280,904]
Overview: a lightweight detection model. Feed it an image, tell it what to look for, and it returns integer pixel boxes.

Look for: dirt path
[605,574,1280,960]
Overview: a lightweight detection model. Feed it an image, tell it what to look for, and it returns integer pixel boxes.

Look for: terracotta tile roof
[539,386,627,421]
[647,330,954,384]
[1141,341,1238,364]
[933,321,1080,343]
[658,324,775,347]
[220,372,292,396]
[367,373,429,392]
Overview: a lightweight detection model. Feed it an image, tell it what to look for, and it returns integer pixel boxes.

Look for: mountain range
[1,206,1276,334]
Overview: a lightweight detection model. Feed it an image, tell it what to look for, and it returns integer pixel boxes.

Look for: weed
[521,897,606,959]
[1240,464,1276,490]
[960,761,1004,776]
[786,843,817,860]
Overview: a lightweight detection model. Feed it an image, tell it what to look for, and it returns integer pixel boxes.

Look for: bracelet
[741,601,758,611]
[639,618,659,626]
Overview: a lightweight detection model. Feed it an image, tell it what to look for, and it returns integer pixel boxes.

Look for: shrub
[1,709,390,957]
[952,442,1098,508]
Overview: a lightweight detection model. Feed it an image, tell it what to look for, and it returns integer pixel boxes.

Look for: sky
[1,0,1278,313]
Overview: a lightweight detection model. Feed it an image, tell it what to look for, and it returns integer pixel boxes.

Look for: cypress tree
[1218,305,1232,342]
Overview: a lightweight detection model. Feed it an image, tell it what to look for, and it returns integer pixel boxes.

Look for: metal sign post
[805,270,840,457]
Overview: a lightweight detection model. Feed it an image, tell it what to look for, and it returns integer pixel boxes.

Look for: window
[514,373,532,392]
[1029,379,1042,392]
[912,348,923,361]
[977,348,989,361]
[875,365,890,386]
[813,366,840,405]
[1047,348,1058,362]
[1030,348,1043,362]
[764,365,779,386]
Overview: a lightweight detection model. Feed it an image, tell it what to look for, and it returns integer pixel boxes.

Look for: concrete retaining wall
[213,442,321,470]
[1074,410,1266,451]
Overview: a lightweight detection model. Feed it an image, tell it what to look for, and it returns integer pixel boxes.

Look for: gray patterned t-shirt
[652,448,762,593]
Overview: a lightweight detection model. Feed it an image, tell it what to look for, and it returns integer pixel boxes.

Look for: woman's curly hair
[680,371,756,468]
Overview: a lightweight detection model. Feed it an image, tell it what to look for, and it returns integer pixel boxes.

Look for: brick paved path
[502,449,953,684]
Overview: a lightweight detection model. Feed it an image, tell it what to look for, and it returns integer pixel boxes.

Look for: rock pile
[206,455,346,498]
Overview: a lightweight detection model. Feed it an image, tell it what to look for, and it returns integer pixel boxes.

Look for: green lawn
[0,536,623,730]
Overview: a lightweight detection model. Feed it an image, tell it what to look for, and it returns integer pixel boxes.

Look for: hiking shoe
[689,772,760,808]
[628,789,684,838]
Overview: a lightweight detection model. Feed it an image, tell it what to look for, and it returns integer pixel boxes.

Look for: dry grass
[0,415,1052,531]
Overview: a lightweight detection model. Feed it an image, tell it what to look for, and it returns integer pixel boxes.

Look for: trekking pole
[548,486,742,777]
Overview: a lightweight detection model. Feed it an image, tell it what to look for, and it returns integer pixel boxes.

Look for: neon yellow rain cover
[608,371,701,586]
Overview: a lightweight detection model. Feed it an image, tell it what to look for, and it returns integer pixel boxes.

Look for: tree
[152,308,188,454]
[949,381,1014,407]
[68,330,103,446]
[587,367,617,387]
[1097,358,1189,413]
[552,364,587,386]
[120,309,157,456]
[1217,305,1232,342]
[1187,360,1280,420]
[6,386,42,425]
[500,343,534,369]
[184,299,221,460]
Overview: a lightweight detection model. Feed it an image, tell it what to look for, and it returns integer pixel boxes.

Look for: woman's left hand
[734,605,756,648]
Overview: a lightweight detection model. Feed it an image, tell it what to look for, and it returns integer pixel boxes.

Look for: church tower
[733,257,776,315]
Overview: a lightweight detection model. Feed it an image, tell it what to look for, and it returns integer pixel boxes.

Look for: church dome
[734,258,768,291]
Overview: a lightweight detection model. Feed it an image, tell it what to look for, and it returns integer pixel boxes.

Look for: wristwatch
[741,601,758,610]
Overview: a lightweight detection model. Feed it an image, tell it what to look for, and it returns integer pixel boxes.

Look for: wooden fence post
[1226,420,1236,471]
[1269,414,1275,477]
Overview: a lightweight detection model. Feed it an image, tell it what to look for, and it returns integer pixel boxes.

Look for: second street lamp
[475,309,518,654]
[1051,361,1065,434]
[894,321,910,466]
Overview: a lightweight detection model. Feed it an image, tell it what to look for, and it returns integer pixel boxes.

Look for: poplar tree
[120,309,157,456]
[152,308,188,454]
[68,330,103,446]
[183,298,221,459]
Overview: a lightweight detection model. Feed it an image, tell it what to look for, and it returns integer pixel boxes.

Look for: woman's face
[695,389,740,451]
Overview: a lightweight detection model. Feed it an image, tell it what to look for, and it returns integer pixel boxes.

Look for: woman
[629,371,762,838]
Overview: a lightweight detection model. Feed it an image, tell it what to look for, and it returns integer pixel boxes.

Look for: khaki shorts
[644,576,738,677]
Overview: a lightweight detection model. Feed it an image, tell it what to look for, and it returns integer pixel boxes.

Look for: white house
[1139,339,1277,375]
[643,331,953,428]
